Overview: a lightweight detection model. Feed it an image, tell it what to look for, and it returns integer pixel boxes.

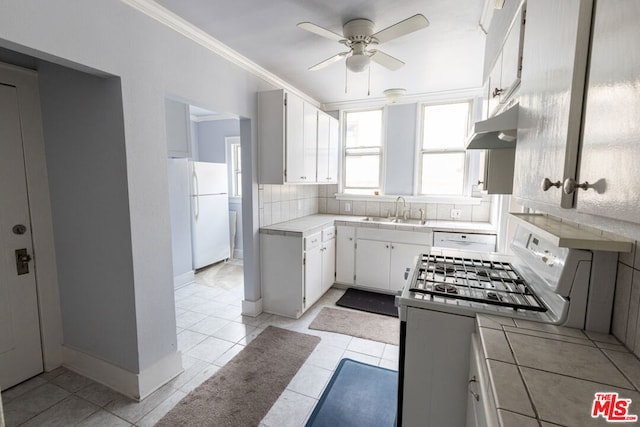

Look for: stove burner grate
[434,283,458,294]
[433,263,455,274]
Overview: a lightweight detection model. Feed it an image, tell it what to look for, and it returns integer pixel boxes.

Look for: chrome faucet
[394,196,407,221]
[418,208,425,222]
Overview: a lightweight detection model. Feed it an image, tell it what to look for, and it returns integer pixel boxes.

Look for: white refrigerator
[191,161,231,269]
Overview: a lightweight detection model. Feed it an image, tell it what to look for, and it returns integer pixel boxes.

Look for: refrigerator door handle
[193,170,200,220]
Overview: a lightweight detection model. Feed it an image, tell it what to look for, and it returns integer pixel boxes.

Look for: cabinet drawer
[322,226,336,241]
[305,232,322,250]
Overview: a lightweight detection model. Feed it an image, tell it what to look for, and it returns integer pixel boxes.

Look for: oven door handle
[404,267,411,280]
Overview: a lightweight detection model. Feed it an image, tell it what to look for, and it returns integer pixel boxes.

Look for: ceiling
[155,0,487,106]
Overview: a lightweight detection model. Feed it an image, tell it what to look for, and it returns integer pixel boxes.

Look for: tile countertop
[476,314,640,426]
[259,214,496,236]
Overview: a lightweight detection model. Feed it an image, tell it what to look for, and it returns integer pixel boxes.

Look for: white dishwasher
[432,231,496,253]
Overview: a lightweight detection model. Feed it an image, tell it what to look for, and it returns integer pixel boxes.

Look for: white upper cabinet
[258,89,338,185]
[165,98,192,158]
[316,110,339,184]
[573,1,640,224]
[512,0,593,209]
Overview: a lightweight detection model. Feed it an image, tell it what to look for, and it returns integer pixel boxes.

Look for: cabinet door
[336,226,356,284]
[305,245,323,309]
[499,7,524,102]
[512,0,592,209]
[355,239,390,290]
[165,98,191,158]
[321,240,336,293]
[285,93,305,183]
[316,111,330,182]
[487,53,502,117]
[574,1,640,224]
[303,102,318,182]
[389,243,430,292]
[327,116,339,184]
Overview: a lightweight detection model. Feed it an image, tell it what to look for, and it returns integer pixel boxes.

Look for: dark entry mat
[335,288,398,318]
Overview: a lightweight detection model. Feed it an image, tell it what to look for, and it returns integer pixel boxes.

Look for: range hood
[466,103,519,149]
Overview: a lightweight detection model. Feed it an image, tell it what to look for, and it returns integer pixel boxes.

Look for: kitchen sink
[361,216,427,226]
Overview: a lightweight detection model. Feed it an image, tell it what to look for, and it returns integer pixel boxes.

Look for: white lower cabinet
[336,226,356,284]
[355,239,391,291]
[355,240,430,292]
[343,228,431,292]
[261,226,335,318]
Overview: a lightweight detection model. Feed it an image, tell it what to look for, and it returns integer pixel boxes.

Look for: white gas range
[396,225,618,427]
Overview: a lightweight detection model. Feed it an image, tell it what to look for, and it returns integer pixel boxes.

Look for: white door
[0,83,43,389]
[304,246,323,308]
[355,239,391,290]
[336,226,355,284]
[321,240,335,293]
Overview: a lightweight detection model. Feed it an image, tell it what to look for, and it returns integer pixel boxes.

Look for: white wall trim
[190,112,239,122]
[120,0,320,108]
[241,298,262,317]
[62,345,183,401]
[173,271,195,289]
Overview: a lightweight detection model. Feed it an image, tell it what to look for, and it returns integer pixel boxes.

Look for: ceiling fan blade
[369,50,405,71]
[371,14,429,44]
[297,22,345,42]
[308,51,350,71]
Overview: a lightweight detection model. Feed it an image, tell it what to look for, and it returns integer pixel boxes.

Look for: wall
[385,103,417,195]
[613,247,640,358]
[38,62,139,371]
[259,185,320,227]
[194,119,239,163]
[0,0,275,389]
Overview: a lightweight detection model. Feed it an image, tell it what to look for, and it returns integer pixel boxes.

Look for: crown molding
[120,0,321,107]
[321,86,484,111]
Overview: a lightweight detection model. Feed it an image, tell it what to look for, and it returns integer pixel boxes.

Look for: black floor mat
[336,288,398,318]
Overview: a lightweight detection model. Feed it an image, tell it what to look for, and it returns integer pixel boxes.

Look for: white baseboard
[241,298,262,317]
[173,271,195,289]
[62,346,183,401]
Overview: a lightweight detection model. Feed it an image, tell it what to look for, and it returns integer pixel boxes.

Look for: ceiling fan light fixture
[346,54,370,73]
[383,88,406,103]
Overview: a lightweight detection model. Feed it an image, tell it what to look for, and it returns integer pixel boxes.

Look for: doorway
[0,63,56,391]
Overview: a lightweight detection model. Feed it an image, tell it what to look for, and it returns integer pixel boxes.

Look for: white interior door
[0,83,43,390]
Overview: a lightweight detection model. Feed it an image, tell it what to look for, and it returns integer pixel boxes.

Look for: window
[343,109,383,194]
[419,102,470,195]
[231,141,242,197]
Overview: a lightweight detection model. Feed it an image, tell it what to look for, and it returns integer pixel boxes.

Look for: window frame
[226,136,242,198]
[341,107,384,194]
[417,100,473,196]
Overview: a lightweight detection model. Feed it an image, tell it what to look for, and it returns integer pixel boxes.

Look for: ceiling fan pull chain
[367,64,371,96]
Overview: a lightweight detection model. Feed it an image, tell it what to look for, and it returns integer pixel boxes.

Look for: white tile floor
[1,260,399,427]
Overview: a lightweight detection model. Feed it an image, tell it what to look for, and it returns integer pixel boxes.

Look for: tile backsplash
[259,184,320,226]
[613,243,640,358]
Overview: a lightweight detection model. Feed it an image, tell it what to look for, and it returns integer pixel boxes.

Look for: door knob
[563,178,590,194]
[541,178,562,191]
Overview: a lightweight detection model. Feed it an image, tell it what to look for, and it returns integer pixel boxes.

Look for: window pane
[345,110,382,148]
[422,103,469,150]
[345,155,380,188]
[421,153,465,195]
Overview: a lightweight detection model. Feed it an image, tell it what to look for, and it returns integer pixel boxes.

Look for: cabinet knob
[492,87,504,98]
[477,180,484,186]
[541,178,562,192]
[563,177,590,195]
[468,376,479,402]
[348,237,353,241]
[385,244,389,248]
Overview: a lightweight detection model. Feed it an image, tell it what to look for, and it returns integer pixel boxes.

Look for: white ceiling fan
[297,14,429,73]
